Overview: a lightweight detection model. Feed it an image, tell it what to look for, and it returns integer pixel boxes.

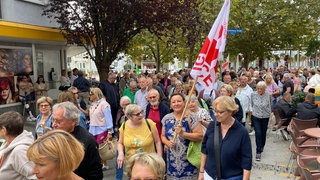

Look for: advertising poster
[0,48,33,105]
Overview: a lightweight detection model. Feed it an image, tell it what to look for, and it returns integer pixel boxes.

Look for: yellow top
[119,119,156,161]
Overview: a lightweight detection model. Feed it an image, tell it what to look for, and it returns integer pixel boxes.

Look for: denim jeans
[116,151,124,180]
[252,116,269,153]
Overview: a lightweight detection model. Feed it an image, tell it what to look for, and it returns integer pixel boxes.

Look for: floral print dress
[162,113,199,180]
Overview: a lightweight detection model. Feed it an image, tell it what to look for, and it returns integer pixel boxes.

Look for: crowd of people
[1,64,320,179]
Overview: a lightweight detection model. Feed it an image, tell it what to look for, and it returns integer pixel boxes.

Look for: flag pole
[173,75,199,142]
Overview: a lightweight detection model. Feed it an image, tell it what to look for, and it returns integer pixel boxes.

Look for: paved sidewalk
[249,130,296,179]
[24,121,297,180]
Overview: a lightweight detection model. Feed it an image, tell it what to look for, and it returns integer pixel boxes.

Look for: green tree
[196,0,320,69]
[306,39,320,57]
[126,30,178,72]
[43,0,198,80]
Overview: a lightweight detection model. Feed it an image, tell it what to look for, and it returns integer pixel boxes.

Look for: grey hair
[129,80,137,87]
[221,84,234,95]
[186,95,198,102]
[256,81,267,89]
[52,101,80,125]
[120,96,131,106]
[175,80,182,85]
[125,104,142,117]
[148,88,160,97]
[283,73,291,79]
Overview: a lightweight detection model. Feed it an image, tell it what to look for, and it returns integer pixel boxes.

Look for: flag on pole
[190,0,231,92]
[221,54,230,72]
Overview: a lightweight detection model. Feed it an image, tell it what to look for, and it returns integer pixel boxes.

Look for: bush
[291,91,307,107]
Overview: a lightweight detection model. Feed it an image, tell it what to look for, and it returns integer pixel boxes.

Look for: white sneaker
[102,164,109,171]
[26,116,36,122]
[249,130,255,136]
[26,117,33,122]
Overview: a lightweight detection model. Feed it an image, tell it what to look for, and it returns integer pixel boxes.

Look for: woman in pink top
[89,88,113,144]
[265,74,280,108]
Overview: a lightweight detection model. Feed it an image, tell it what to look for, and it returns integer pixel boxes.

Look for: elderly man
[52,101,103,180]
[282,73,294,95]
[146,77,167,105]
[166,76,176,96]
[134,76,149,114]
[236,76,253,126]
[122,80,139,103]
[145,89,170,138]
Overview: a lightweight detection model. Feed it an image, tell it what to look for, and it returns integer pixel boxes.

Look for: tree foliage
[126,30,178,72]
[125,1,202,72]
[224,0,320,68]
[43,0,198,80]
[306,39,320,57]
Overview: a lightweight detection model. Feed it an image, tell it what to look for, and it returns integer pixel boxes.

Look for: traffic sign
[227,29,243,35]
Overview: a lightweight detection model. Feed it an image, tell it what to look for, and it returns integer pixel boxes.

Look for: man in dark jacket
[99,73,120,126]
[272,93,292,131]
[73,71,91,105]
[52,101,103,180]
[274,93,292,120]
[288,93,320,122]
[282,73,294,95]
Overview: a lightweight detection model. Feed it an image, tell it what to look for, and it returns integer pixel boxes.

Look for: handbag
[214,120,221,180]
[99,138,117,161]
[186,114,202,168]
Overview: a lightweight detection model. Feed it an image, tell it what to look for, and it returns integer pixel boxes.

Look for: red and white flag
[221,54,230,72]
[190,0,230,92]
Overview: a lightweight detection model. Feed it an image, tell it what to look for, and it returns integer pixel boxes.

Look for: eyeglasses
[214,110,226,115]
[132,110,144,116]
[89,93,94,96]
[73,92,79,94]
[148,96,157,99]
[40,104,50,108]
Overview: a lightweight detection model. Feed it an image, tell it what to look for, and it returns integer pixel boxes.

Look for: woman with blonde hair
[264,74,280,108]
[126,152,166,180]
[199,96,252,180]
[68,86,88,116]
[89,87,113,143]
[27,130,84,180]
[35,96,53,138]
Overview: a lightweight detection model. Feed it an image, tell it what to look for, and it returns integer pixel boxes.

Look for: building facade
[0,0,67,113]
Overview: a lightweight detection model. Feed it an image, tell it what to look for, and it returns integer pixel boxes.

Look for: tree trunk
[97,65,109,83]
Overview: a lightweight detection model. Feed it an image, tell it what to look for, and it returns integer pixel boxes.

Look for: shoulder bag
[186,114,202,168]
